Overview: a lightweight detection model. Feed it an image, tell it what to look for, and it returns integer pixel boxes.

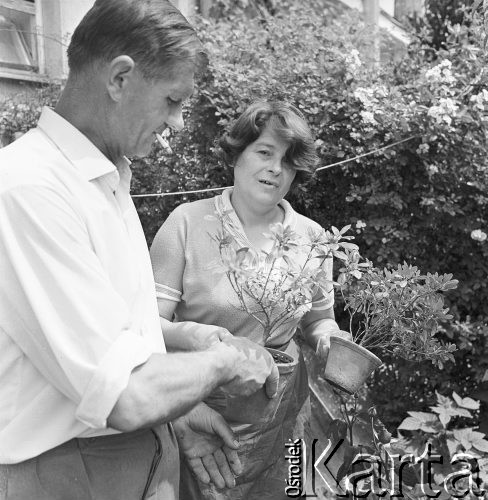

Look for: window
[0,0,43,79]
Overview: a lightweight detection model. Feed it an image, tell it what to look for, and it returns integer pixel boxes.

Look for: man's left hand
[173,402,242,489]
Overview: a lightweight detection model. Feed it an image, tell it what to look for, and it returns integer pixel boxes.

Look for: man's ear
[106,55,136,102]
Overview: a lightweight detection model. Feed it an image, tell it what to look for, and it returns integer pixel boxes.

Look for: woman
[150,101,346,499]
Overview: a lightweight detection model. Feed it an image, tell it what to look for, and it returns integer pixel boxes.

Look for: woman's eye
[167,97,181,106]
[258,150,271,156]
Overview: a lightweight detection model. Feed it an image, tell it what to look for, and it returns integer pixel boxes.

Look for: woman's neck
[230,190,284,231]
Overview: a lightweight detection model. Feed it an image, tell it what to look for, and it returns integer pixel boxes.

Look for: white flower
[356,220,367,229]
[425,59,456,85]
[428,97,458,126]
[360,110,376,125]
[425,66,441,82]
[470,90,488,111]
[354,87,375,108]
[427,165,439,174]
[416,143,430,154]
[344,49,362,77]
[375,85,389,98]
[471,229,487,242]
[345,49,362,68]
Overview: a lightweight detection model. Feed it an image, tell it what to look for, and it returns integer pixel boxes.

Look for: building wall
[0,0,95,99]
[58,0,95,77]
[0,0,200,100]
[174,0,200,19]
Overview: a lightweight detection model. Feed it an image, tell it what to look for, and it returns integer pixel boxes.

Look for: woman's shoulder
[286,203,324,234]
[167,196,217,221]
[152,196,217,246]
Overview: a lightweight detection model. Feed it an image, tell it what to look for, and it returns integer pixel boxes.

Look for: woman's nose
[268,159,283,175]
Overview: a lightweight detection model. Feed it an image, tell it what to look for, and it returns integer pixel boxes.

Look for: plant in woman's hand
[337,254,458,367]
[209,211,356,345]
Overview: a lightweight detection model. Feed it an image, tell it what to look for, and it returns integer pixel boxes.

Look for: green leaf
[340,242,359,250]
[398,417,422,431]
[452,392,480,410]
[336,442,356,482]
[326,419,347,443]
[408,411,438,422]
[438,411,451,427]
[473,439,488,453]
[333,250,348,261]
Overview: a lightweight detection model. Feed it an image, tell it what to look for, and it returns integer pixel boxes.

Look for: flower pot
[205,346,298,425]
[324,336,382,394]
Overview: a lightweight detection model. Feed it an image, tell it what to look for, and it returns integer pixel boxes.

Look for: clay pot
[324,336,382,394]
[205,347,297,425]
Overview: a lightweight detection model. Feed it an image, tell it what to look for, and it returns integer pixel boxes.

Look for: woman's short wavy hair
[218,101,319,187]
[67,0,203,80]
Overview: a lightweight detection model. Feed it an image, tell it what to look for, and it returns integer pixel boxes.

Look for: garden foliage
[1,1,488,428]
[328,392,488,499]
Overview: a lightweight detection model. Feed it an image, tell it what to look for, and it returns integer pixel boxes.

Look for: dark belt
[141,429,163,500]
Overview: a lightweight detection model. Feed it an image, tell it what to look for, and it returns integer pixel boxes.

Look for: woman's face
[233,125,296,209]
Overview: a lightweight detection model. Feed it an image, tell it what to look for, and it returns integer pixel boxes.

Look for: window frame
[0,0,48,82]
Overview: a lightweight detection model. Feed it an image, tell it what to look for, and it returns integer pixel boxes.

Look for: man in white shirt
[0,1,278,498]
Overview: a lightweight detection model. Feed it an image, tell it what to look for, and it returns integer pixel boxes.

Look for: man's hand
[211,336,279,399]
[173,402,242,489]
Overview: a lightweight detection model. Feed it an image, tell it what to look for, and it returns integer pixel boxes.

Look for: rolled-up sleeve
[0,185,153,428]
[150,205,187,303]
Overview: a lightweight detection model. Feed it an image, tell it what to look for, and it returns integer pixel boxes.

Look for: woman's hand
[316,330,352,363]
[186,323,232,351]
[161,319,232,352]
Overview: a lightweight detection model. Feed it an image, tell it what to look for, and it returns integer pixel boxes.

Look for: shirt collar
[218,188,297,229]
[36,107,126,188]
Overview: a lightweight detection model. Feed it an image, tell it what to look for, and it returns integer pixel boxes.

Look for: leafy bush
[0,84,60,145]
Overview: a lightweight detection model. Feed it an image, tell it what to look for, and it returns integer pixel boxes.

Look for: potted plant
[324,252,458,395]
[208,213,356,423]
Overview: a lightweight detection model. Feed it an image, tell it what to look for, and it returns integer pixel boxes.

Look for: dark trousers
[0,425,179,500]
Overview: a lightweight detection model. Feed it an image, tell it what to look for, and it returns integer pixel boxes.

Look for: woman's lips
[259,179,278,188]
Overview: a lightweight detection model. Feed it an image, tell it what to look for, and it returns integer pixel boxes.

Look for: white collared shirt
[0,107,166,463]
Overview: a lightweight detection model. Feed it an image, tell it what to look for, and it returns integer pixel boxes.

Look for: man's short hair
[67,0,203,79]
[218,101,319,187]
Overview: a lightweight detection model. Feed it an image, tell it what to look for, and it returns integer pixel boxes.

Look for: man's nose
[167,109,184,132]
